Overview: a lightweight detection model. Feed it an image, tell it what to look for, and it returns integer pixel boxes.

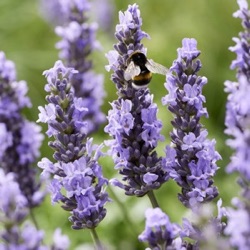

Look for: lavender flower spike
[38,60,110,230]
[0,169,47,249]
[0,51,44,208]
[55,0,105,134]
[162,38,221,208]
[138,207,183,249]
[224,0,250,178]
[105,4,167,197]
[224,1,250,249]
[0,168,70,249]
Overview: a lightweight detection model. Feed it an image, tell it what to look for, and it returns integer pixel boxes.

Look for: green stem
[29,209,39,229]
[147,190,159,208]
[90,228,103,250]
[108,186,139,236]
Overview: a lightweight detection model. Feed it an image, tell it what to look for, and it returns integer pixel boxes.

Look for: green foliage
[0,0,241,249]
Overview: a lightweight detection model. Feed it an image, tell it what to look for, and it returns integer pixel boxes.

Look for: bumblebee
[124,51,168,89]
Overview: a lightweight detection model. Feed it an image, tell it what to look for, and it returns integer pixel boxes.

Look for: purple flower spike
[0,169,28,223]
[0,169,49,249]
[105,4,168,197]
[224,1,250,248]
[52,228,70,250]
[225,198,250,249]
[230,0,250,76]
[180,200,229,249]
[0,51,44,208]
[54,0,105,134]
[162,38,221,208]
[38,61,110,230]
[225,0,250,179]
[139,207,183,249]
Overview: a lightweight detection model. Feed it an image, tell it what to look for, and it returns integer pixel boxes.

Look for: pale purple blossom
[17,121,44,165]
[224,198,250,250]
[52,228,70,250]
[0,169,28,223]
[0,223,47,250]
[91,0,114,32]
[179,200,228,249]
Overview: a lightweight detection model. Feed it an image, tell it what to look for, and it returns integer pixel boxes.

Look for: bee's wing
[124,61,141,81]
[146,59,168,75]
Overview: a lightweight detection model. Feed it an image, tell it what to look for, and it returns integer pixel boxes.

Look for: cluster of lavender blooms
[0,53,69,249]
[138,201,228,250]
[44,0,106,134]
[162,38,221,208]
[0,169,45,249]
[224,0,250,248]
[0,169,70,250]
[139,38,226,249]
[40,0,114,31]
[37,61,110,232]
[104,4,228,249]
[138,207,182,249]
[105,4,168,199]
[0,51,44,208]
[2,0,250,249]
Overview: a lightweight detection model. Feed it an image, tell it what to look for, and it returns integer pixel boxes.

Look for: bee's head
[130,52,147,67]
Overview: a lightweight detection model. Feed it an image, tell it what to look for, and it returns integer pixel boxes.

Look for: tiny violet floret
[162,38,220,208]
[38,60,110,230]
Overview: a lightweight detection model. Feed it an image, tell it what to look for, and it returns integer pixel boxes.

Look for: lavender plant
[37,60,109,248]
[224,0,250,248]
[2,0,248,249]
[0,51,44,209]
[0,169,46,249]
[138,207,183,249]
[162,38,221,208]
[105,4,168,203]
[54,0,105,134]
[40,0,114,32]
[0,157,70,249]
[138,192,228,249]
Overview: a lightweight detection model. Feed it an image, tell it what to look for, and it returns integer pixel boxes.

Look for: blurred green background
[0,0,242,249]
